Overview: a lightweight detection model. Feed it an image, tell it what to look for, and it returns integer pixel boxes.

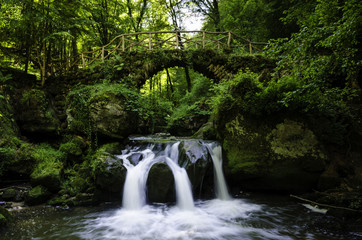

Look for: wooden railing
[58,31,267,70]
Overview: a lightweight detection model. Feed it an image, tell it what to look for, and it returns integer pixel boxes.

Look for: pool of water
[1,194,360,240]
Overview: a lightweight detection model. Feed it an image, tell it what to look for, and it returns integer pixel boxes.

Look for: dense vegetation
[1,0,362,228]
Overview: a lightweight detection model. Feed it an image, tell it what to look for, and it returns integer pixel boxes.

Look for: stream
[1,137,361,239]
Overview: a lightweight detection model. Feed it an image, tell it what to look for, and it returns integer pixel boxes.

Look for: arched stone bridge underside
[79,49,275,88]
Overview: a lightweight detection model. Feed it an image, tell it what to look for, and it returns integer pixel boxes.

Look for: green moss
[97,142,123,154]
[59,141,82,157]
[26,185,51,205]
[0,214,6,226]
[30,144,65,192]
[223,139,263,175]
[20,89,47,111]
[0,147,16,176]
[0,206,12,220]
[62,163,92,197]
[267,120,326,159]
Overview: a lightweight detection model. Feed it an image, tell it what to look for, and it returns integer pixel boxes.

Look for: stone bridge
[52,31,273,87]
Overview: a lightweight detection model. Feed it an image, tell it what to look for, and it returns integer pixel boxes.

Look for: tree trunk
[184,66,191,92]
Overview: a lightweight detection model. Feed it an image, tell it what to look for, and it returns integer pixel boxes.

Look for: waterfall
[120,142,194,211]
[206,143,231,200]
[119,138,231,212]
[120,148,158,210]
[165,157,194,210]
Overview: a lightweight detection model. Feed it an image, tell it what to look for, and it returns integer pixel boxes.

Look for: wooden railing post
[176,31,179,49]
[149,33,152,50]
[227,32,231,48]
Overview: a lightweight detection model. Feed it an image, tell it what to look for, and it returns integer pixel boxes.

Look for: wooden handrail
[56,31,267,72]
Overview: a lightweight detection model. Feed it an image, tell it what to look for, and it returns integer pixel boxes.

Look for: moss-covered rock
[58,136,87,163]
[0,206,12,226]
[0,139,37,179]
[25,185,51,205]
[219,115,327,192]
[90,143,126,199]
[0,205,12,221]
[193,122,216,140]
[13,88,60,135]
[30,144,65,192]
[66,84,139,140]
[147,163,175,202]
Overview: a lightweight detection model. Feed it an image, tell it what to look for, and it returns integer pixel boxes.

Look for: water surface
[2,194,360,240]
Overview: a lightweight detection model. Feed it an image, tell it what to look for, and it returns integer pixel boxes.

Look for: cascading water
[119,141,195,211]
[76,137,264,239]
[206,143,231,200]
[2,137,357,240]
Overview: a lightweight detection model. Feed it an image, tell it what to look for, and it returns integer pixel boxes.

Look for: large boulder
[178,140,214,197]
[25,185,51,205]
[13,89,60,135]
[219,115,327,193]
[147,163,175,202]
[91,143,127,200]
[30,144,65,192]
[66,84,139,140]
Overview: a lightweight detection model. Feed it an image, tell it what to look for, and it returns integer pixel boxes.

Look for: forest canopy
[0,0,361,92]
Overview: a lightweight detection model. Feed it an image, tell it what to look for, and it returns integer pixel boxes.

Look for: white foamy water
[81,140,290,239]
[206,143,231,200]
[77,199,272,240]
[119,142,195,211]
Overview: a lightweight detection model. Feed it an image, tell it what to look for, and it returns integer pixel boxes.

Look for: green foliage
[62,162,92,197]
[166,70,213,134]
[30,144,65,181]
[211,66,358,145]
[209,70,261,117]
[59,140,83,158]
[67,83,140,145]
[0,147,16,176]
[268,0,362,84]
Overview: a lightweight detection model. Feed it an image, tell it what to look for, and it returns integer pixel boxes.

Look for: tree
[191,0,221,31]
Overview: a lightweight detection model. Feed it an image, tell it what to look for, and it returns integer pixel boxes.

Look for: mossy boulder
[66,84,139,140]
[220,115,327,192]
[25,185,51,205]
[13,88,60,135]
[0,206,12,226]
[178,140,213,196]
[193,122,216,140]
[0,139,37,179]
[58,136,87,163]
[90,143,126,198]
[147,163,175,202]
[30,144,65,192]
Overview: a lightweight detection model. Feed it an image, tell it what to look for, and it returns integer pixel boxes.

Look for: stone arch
[113,49,275,88]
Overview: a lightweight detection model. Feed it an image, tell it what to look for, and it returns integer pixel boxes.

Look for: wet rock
[92,147,127,195]
[30,145,64,193]
[25,185,51,205]
[1,189,16,201]
[179,140,213,197]
[218,116,327,192]
[0,205,12,226]
[147,163,175,202]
